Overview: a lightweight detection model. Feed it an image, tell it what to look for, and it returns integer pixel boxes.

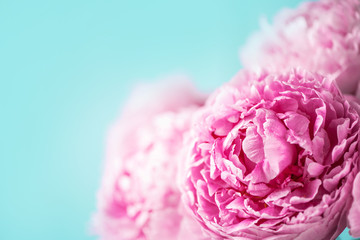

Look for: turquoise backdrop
[0,0,355,239]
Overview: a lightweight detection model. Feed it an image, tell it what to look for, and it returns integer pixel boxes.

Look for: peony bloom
[240,0,360,96]
[93,77,207,240]
[182,69,360,240]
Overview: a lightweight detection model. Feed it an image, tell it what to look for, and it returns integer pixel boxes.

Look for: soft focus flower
[240,0,360,96]
[348,172,360,238]
[93,77,207,240]
[182,69,360,239]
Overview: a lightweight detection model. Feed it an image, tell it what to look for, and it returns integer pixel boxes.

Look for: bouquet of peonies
[93,0,360,239]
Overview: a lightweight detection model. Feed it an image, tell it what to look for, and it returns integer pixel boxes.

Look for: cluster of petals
[240,0,360,96]
[182,69,360,240]
[93,78,206,240]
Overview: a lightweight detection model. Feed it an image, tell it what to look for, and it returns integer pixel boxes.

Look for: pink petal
[349,172,360,238]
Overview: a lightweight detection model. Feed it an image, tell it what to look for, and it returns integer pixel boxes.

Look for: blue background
[0,0,355,239]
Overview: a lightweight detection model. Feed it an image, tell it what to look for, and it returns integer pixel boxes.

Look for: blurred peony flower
[182,69,360,240]
[93,77,207,240]
[240,0,360,96]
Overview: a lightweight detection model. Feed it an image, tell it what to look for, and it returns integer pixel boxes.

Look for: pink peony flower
[182,69,360,240]
[93,77,207,240]
[348,172,360,238]
[240,0,360,96]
